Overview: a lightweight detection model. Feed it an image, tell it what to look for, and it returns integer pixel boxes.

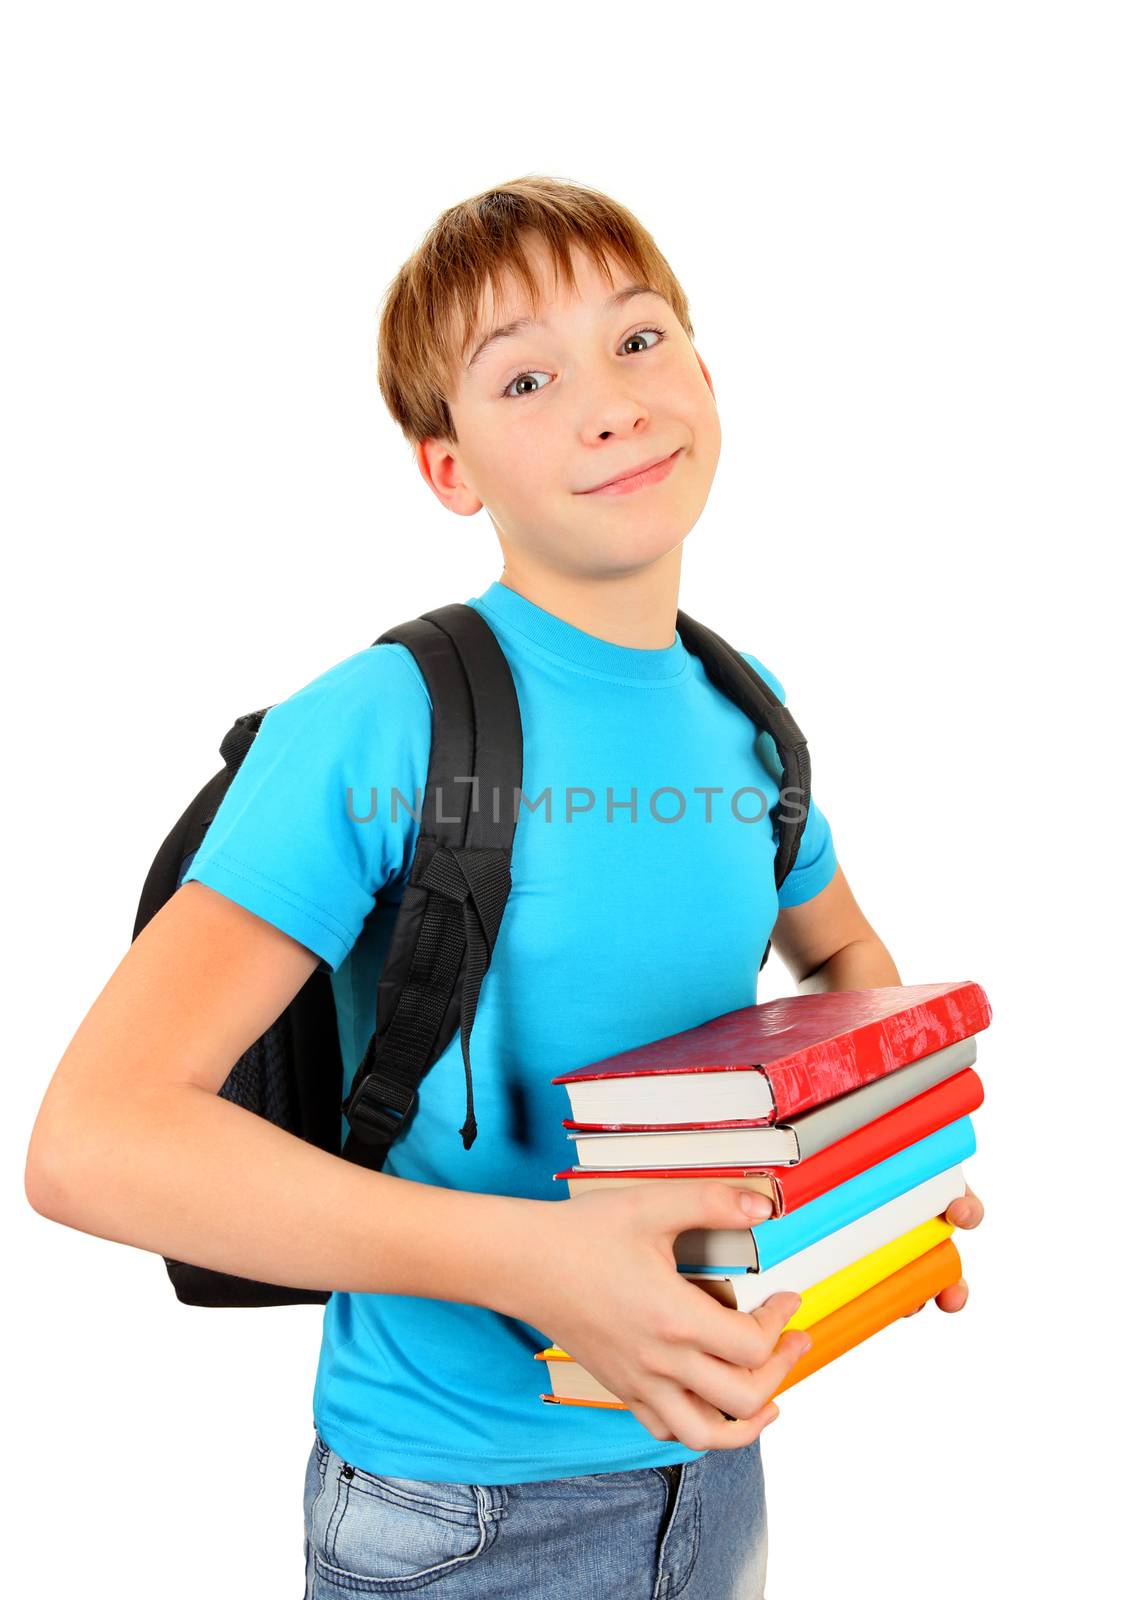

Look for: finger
[642,1376,782,1453]
[946,1187,983,1229]
[673,1328,813,1422]
[646,1178,775,1251]
[688,1286,804,1370]
[670,1348,789,1424]
[744,1290,806,1352]
[934,1278,969,1313]
[628,1397,680,1443]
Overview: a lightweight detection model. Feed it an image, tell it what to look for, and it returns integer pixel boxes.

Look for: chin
[593,528,693,575]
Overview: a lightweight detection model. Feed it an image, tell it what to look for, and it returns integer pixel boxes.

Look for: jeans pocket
[308,1433,499,1593]
[304,1430,330,1574]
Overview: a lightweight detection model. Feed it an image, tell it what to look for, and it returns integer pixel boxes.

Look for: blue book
[678,1115,976,1273]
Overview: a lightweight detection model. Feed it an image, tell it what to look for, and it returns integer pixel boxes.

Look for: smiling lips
[577,448,684,496]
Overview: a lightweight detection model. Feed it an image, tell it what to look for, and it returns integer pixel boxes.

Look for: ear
[693,349,716,400]
[415,437,484,516]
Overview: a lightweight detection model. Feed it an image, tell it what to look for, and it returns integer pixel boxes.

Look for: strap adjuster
[342,1070,417,1143]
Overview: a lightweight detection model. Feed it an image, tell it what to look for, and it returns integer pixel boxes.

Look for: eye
[503,369,552,399]
[501,324,669,399]
[621,324,667,355]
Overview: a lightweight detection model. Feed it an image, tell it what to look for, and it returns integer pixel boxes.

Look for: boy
[25,175,983,1598]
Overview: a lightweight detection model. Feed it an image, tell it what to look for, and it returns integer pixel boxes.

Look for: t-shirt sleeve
[738,649,839,909]
[179,643,431,974]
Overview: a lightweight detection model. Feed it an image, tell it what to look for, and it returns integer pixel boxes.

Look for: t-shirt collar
[468,580,688,683]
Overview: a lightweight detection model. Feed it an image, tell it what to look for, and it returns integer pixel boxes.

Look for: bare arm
[24,881,542,1315]
[20,880,830,1449]
[771,862,901,991]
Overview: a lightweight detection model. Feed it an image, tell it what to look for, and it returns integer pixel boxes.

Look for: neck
[495,546,683,650]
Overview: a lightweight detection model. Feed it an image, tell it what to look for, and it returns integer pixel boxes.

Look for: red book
[553,1066,985,1217]
[551,981,991,1129]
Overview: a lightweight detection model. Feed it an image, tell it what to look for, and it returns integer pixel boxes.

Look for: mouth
[576,448,684,496]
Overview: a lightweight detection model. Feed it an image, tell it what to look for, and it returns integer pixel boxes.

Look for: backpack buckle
[342,1070,416,1144]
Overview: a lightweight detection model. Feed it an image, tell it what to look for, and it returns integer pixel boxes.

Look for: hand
[516,1181,812,1451]
[904,1183,984,1316]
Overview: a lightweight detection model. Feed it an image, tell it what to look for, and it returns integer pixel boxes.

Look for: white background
[4,3,1141,1595]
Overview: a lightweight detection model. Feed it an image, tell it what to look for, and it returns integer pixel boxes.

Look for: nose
[582,387,651,444]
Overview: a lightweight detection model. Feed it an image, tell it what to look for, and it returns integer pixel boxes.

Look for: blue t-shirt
[182,579,837,1483]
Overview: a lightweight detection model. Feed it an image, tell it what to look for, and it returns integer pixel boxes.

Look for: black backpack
[132,602,812,1308]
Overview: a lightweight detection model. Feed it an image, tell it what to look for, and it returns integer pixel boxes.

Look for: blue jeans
[303,1426,768,1598]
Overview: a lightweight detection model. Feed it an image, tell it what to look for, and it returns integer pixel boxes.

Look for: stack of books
[534,981,990,1409]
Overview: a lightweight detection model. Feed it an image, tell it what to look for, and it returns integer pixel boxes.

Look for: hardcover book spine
[754,1117,975,1271]
[772,1239,964,1395]
[776,1068,983,1215]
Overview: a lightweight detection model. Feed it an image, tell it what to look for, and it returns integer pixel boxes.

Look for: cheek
[656,368,717,444]
[473,424,551,500]
[507,422,567,492]
[685,378,720,438]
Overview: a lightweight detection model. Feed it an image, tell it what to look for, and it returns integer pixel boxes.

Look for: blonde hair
[377,174,694,450]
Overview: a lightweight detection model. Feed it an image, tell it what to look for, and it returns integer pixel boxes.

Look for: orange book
[538,1238,962,1409]
[772,1237,962,1395]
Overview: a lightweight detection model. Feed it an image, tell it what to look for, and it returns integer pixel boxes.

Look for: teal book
[680,1115,976,1273]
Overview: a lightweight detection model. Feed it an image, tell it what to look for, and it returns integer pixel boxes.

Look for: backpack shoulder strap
[675,612,813,968]
[341,602,523,1168]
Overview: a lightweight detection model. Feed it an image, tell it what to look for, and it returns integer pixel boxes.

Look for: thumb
[648,1178,775,1233]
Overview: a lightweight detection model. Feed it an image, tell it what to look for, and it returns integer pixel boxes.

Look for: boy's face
[418,234,721,584]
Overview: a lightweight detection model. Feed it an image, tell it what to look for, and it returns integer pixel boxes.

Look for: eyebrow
[465,283,669,372]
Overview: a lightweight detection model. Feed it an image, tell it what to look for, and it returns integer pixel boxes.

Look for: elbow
[25,1115,87,1224]
[25,1142,70,1221]
[24,1132,81,1216]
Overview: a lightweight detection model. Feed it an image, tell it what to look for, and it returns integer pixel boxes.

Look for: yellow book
[782,1215,953,1329]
